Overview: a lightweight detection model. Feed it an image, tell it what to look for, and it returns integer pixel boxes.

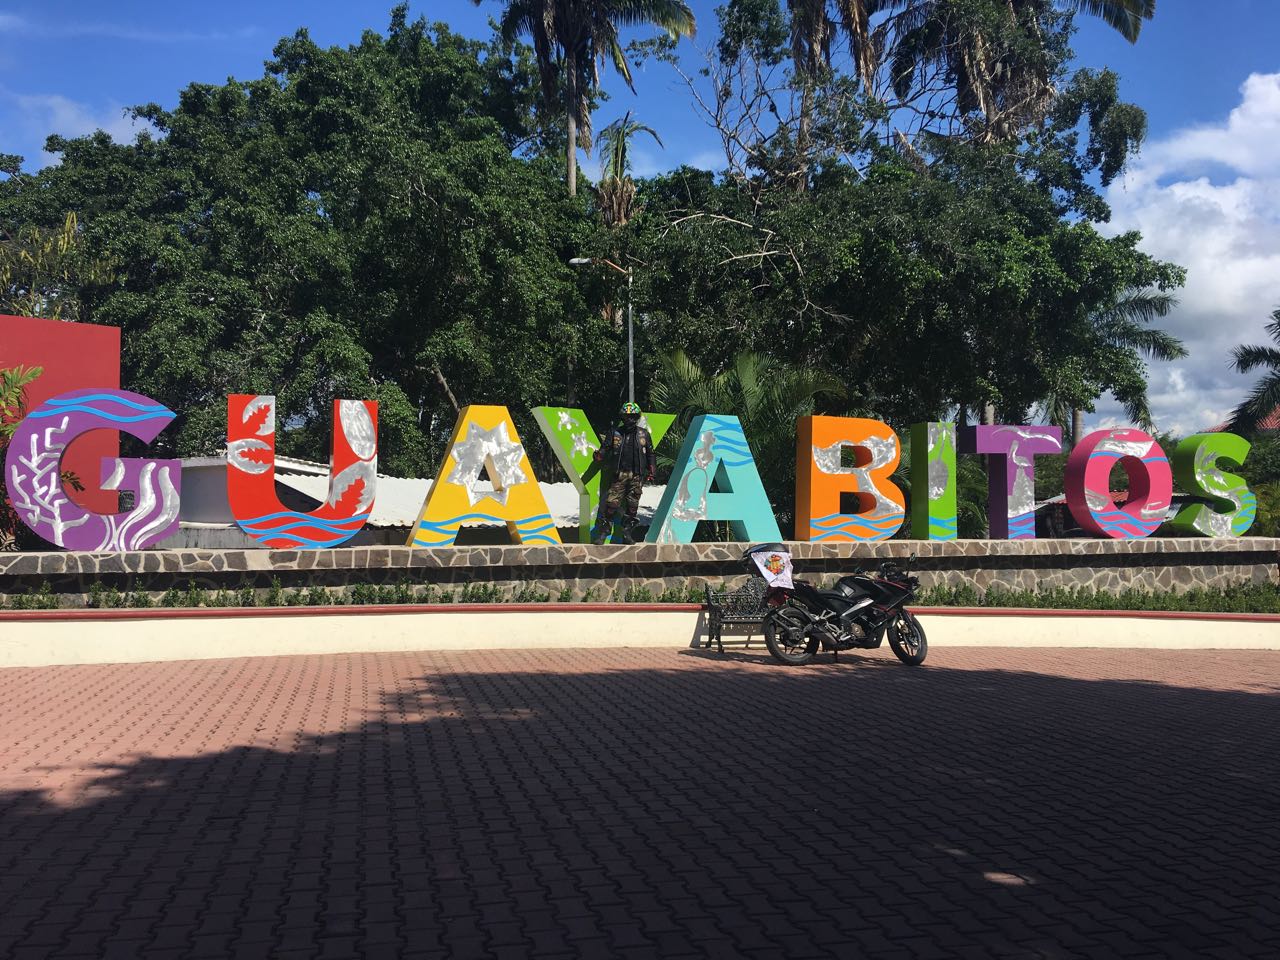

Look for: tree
[0,11,617,476]
[1038,287,1185,442]
[1227,308,1280,435]
[649,349,844,523]
[885,0,1155,143]
[489,0,695,197]
[595,111,662,228]
[0,212,115,320]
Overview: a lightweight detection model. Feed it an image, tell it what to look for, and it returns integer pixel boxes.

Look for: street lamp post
[570,256,634,404]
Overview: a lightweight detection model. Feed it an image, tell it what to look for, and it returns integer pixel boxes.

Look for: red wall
[1,315,122,514]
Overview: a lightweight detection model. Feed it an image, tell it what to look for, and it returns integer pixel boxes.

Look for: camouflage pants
[602,471,643,522]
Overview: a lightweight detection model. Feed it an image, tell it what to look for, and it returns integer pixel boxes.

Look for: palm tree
[650,350,845,524]
[787,0,884,91]
[491,0,695,197]
[595,111,662,228]
[887,0,1156,140]
[1039,288,1184,442]
[1227,307,1280,435]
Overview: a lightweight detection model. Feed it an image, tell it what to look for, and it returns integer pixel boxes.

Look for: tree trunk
[982,403,996,426]
[431,363,460,414]
[796,82,813,191]
[1071,408,1084,448]
[566,112,578,197]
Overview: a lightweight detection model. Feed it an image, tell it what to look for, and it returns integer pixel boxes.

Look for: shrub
[6,583,58,610]
[458,582,502,604]
[512,582,551,603]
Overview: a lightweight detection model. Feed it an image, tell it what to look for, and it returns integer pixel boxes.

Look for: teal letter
[647,414,782,543]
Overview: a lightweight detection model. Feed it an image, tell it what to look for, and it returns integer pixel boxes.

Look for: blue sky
[1,1,1278,431]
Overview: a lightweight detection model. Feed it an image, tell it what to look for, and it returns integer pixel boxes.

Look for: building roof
[1209,408,1280,433]
[183,454,663,528]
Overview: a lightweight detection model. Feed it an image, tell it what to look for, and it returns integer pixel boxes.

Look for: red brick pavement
[1,644,1277,959]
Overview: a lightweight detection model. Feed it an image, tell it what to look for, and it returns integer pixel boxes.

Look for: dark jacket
[598,422,655,476]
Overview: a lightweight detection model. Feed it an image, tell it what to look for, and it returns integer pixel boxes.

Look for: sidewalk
[1,646,1276,958]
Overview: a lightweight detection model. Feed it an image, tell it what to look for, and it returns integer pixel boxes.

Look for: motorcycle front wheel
[888,610,928,666]
[764,607,820,665]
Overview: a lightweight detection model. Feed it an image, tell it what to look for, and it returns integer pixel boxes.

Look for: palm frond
[1226,372,1280,435]
[1100,321,1187,361]
[1231,344,1280,375]
[1060,0,1156,44]
[1097,289,1178,326]
[610,0,696,38]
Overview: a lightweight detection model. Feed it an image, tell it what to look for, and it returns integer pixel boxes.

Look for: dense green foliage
[1227,307,1280,436]
[0,3,1188,529]
[8,577,1280,612]
[917,581,1280,614]
[0,12,618,476]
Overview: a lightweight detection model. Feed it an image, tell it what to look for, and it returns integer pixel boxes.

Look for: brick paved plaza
[1,644,1277,958]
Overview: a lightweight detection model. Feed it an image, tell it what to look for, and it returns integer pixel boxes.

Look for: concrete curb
[0,604,1277,667]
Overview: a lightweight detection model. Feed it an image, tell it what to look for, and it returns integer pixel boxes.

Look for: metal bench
[704,577,769,653]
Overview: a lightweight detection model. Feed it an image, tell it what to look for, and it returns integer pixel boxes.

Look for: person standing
[591,402,656,545]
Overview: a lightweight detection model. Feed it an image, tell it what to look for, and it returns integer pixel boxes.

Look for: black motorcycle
[746,543,928,667]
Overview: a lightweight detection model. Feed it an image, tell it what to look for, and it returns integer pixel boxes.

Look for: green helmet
[621,402,641,416]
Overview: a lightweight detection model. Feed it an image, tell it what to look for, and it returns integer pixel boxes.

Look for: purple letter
[961,425,1062,539]
[5,389,181,551]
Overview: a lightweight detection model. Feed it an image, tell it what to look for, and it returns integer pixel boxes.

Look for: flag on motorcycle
[751,549,794,589]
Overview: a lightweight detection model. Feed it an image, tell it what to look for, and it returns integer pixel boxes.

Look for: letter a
[647,414,781,543]
[409,405,561,546]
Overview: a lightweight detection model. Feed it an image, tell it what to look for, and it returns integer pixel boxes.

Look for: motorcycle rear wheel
[764,607,820,665]
[888,610,928,666]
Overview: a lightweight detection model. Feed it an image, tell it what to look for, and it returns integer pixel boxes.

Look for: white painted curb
[0,605,1277,667]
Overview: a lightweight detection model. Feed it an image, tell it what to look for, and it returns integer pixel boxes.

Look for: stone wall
[1,538,1276,607]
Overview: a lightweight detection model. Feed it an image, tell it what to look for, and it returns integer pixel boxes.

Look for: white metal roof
[185,454,662,528]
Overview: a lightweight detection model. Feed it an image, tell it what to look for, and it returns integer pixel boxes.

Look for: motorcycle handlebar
[878,553,917,576]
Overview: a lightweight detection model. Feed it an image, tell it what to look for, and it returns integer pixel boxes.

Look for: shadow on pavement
[1,650,1277,958]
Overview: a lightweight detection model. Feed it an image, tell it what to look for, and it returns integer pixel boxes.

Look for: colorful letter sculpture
[795,416,905,541]
[962,425,1062,539]
[532,406,675,543]
[647,414,781,543]
[409,405,561,546]
[227,394,378,548]
[5,389,181,550]
[1,314,122,514]
[1065,428,1172,539]
[1168,433,1256,537]
[909,422,958,540]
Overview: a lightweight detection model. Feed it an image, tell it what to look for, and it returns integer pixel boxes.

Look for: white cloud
[1,88,152,168]
[626,145,665,179]
[685,149,725,172]
[0,11,255,43]
[1095,72,1280,437]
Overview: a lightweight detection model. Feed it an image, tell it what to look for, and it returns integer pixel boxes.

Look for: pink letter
[1065,428,1171,538]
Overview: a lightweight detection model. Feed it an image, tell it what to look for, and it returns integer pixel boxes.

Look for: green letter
[1168,433,1256,537]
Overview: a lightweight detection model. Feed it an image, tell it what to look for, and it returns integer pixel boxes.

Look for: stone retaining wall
[1,538,1276,606]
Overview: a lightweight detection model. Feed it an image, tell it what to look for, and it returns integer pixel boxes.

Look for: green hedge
[915,582,1280,614]
[3,579,1280,614]
[0,579,708,610]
